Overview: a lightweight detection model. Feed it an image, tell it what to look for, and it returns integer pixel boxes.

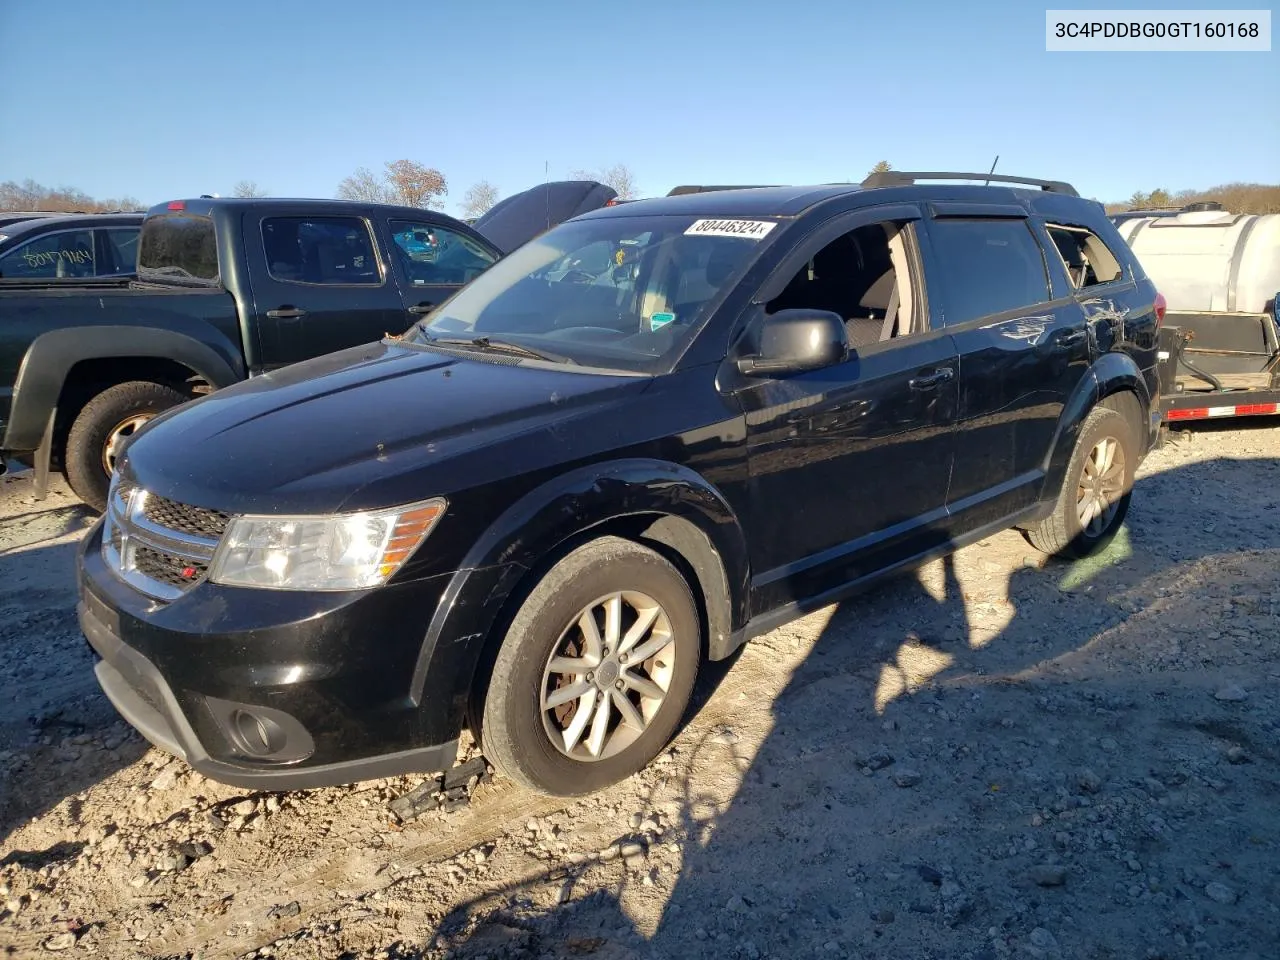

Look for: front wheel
[64,381,188,511]
[477,536,701,796]
[1025,405,1137,559]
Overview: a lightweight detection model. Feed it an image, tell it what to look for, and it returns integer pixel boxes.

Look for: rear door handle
[908,367,955,390]
[1055,328,1089,347]
[266,306,308,320]
[407,301,435,315]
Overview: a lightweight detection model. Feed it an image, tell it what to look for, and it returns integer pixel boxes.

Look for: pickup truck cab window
[262,216,382,286]
[137,213,219,284]
[390,220,496,287]
[926,218,1051,326]
[415,214,770,374]
[0,229,96,279]
[104,228,140,274]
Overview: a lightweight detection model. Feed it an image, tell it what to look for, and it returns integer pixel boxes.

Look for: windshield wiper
[428,335,575,365]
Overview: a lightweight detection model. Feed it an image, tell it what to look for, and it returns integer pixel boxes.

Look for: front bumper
[77,518,464,790]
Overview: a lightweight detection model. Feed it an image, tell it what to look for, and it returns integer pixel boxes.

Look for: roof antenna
[984,155,999,186]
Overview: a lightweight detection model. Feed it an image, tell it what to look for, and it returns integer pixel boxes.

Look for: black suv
[76,172,1164,797]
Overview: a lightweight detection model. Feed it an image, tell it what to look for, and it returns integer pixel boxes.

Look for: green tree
[868,160,893,176]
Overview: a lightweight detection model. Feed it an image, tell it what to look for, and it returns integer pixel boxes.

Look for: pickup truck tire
[1026,405,1137,559]
[64,381,188,511]
[478,535,701,796]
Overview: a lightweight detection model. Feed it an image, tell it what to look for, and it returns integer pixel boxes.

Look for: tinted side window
[1046,224,1123,289]
[103,228,140,275]
[389,221,496,286]
[263,217,380,285]
[927,219,1051,326]
[0,229,96,279]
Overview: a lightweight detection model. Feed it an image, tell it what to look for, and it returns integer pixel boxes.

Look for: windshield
[411,214,775,374]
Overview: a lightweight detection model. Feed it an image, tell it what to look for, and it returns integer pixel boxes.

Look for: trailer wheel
[64,381,188,511]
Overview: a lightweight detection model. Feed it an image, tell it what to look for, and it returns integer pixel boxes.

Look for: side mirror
[736,309,849,376]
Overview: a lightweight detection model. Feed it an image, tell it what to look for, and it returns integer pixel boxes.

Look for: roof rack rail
[666,184,777,196]
[860,171,1079,197]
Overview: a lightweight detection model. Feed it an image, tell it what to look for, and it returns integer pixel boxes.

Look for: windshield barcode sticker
[684,219,777,240]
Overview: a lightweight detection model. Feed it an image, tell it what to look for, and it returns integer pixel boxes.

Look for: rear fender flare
[5,325,243,451]
[408,458,750,716]
[1041,353,1153,498]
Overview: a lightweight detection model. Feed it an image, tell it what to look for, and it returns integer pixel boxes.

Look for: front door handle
[407,301,435,315]
[266,306,308,320]
[908,367,955,390]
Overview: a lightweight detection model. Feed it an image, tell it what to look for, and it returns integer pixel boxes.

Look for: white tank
[1116,208,1280,315]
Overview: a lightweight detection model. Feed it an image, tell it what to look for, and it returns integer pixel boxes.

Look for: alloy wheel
[540,591,676,761]
[1076,435,1126,537]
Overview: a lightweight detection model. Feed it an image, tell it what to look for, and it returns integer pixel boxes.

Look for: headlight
[208,498,446,591]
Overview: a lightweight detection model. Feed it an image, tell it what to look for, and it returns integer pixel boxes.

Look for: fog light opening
[230,709,286,757]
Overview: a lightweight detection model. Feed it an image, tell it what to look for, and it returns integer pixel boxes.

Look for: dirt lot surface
[2,421,1279,960]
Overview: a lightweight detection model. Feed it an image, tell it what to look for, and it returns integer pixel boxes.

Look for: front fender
[406,458,751,732]
[5,325,244,451]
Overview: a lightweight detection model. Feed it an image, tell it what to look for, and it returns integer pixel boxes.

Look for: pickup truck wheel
[1026,405,1137,559]
[478,536,700,796]
[64,381,188,511]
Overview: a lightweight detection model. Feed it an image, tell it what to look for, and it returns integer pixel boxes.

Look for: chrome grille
[102,479,228,601]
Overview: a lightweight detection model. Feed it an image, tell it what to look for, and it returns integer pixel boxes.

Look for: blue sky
[1,0,1275,213]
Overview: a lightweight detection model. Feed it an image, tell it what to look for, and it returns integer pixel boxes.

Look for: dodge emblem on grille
[181,566,197,579]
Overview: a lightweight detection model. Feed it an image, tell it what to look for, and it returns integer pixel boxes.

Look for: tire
[478,535,701,796]
[64,381,188,512]
[1025,405,1137,559]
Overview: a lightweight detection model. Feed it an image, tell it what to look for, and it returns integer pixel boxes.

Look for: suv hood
[122,340,649,515]
[472,180,617,254]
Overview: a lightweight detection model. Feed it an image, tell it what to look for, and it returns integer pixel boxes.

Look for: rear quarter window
[138,214,219,284]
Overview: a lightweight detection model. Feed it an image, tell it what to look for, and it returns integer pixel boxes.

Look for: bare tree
[0,178,142,212]
[461,181,500,219]
[232,180,268,198]
[570,163,638,200]
[336,161,448,209]
[384,160,448,209]
[1114,182,1280,215]
[336,166,393,203]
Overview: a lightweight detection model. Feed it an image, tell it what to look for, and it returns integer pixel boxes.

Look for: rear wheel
[477,536,701,796]
[1026,405,1137,559]
[64,381,188,511]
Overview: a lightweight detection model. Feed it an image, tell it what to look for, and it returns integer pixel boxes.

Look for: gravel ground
[1,420,1278,960]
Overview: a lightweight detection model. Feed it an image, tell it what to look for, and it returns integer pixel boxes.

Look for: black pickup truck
[0,197,507,510]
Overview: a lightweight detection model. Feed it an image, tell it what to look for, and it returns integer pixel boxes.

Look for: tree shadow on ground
[421,452,1280,959]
